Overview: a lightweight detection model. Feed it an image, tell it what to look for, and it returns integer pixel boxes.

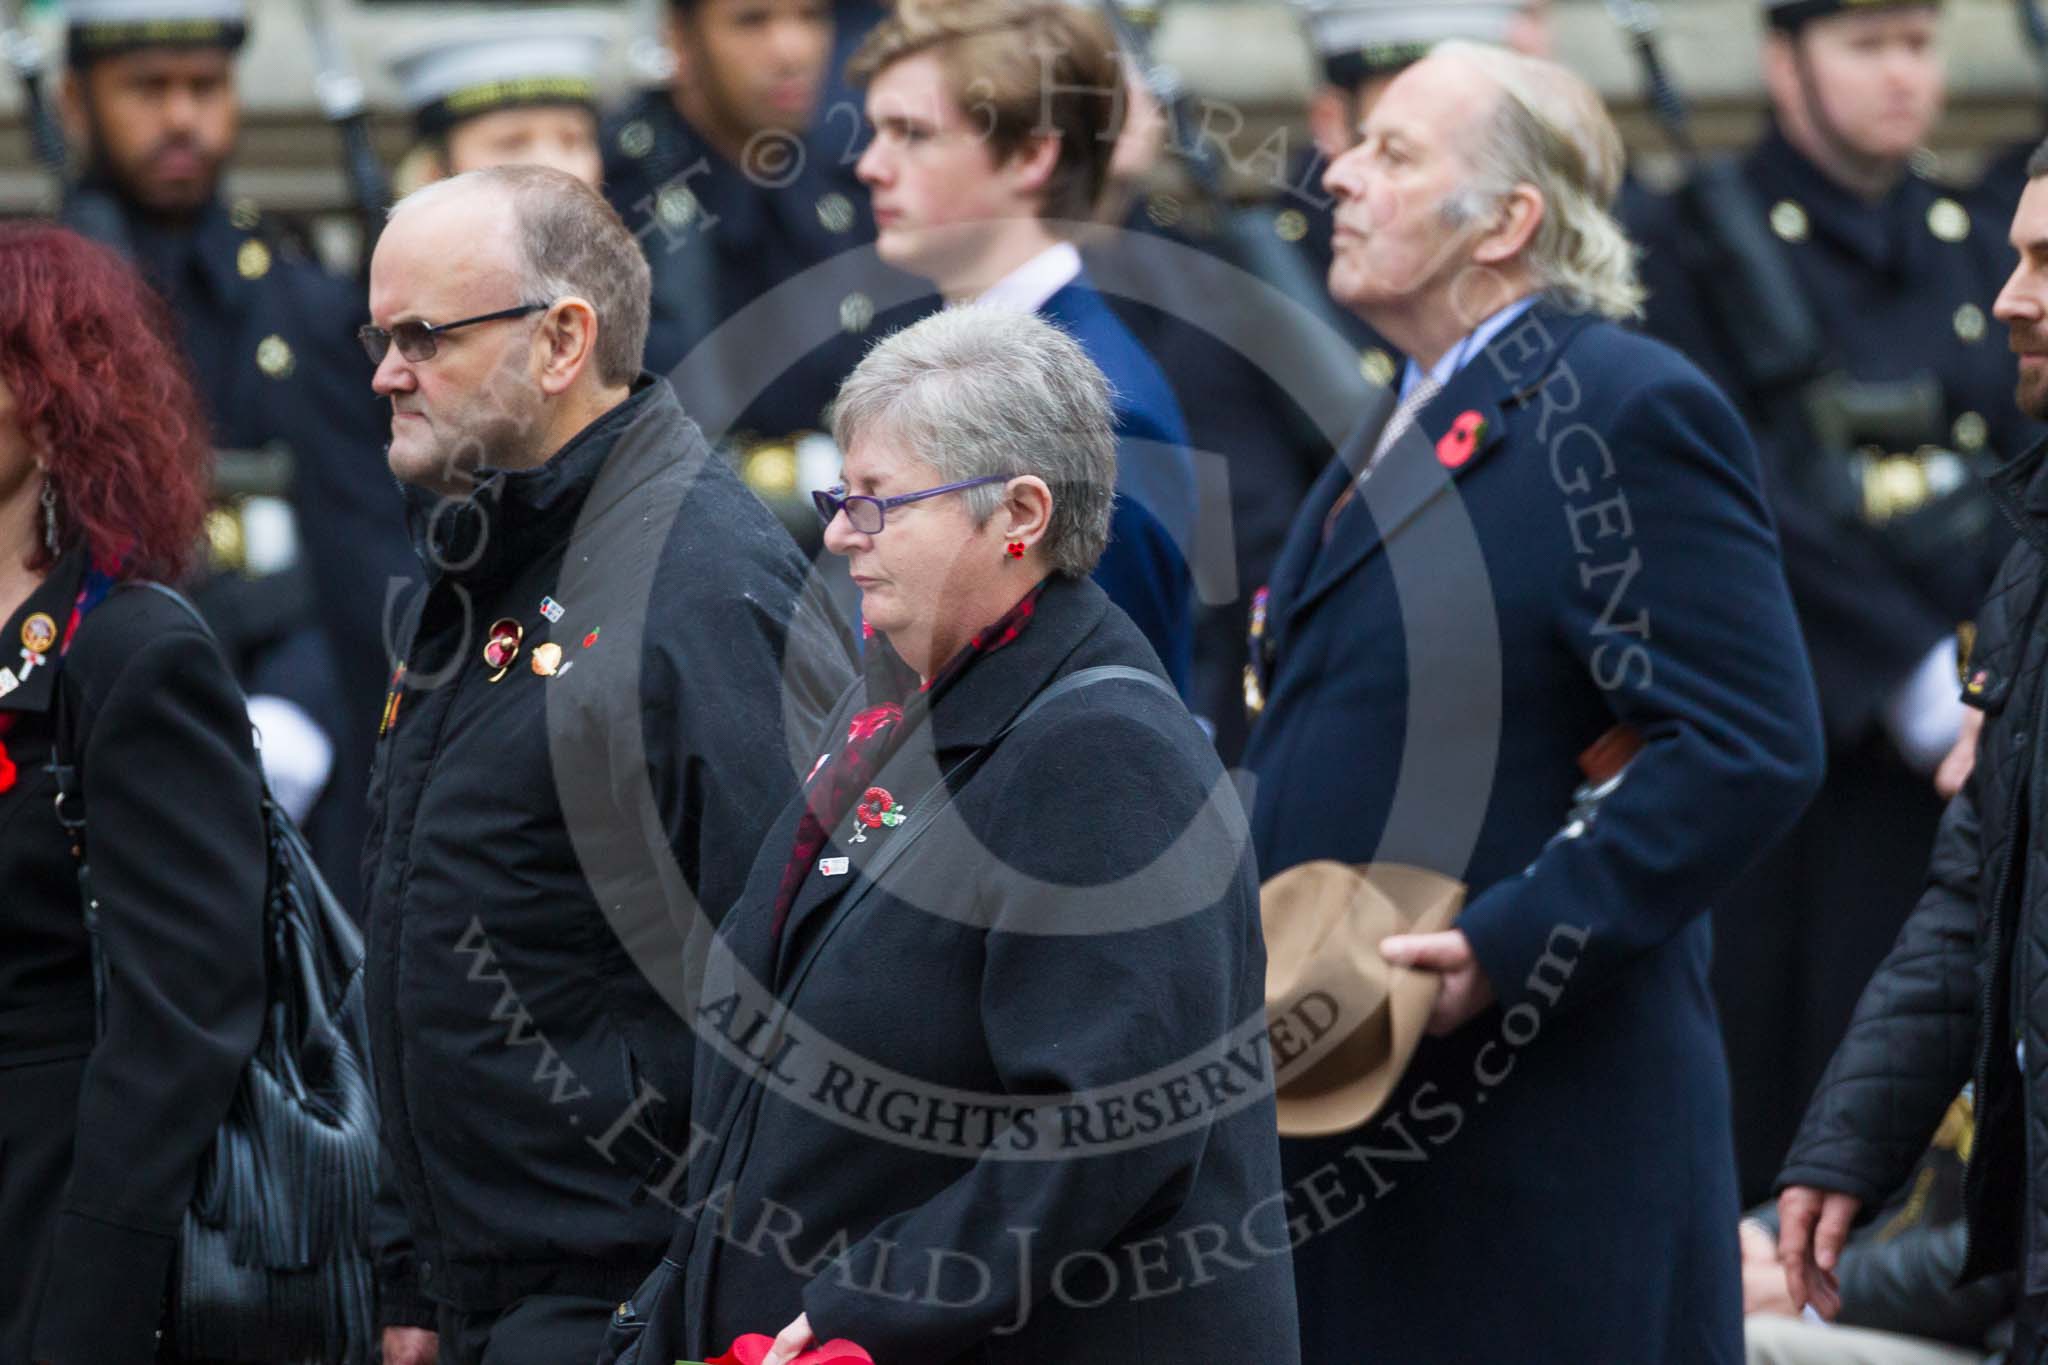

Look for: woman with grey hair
[600,305,1300,1365]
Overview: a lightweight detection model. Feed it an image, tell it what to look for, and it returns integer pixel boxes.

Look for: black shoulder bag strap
[48,581,236,1033]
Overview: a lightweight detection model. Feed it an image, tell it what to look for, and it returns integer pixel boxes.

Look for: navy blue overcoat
[1242,300,1826,1364]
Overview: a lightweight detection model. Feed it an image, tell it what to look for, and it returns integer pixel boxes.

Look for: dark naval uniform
[1624,124,2039,1199]
[601,91,935,454]
[75,187,416,907]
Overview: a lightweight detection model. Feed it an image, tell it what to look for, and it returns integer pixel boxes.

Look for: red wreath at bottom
[705,1334,875,1365]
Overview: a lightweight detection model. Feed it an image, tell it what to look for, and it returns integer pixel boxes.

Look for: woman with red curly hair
[0,223,266,1364]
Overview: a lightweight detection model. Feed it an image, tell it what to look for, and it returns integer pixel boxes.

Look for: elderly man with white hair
[1240,42,1825,1363]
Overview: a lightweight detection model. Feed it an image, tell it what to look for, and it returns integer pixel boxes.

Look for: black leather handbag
[51,582,377,1364]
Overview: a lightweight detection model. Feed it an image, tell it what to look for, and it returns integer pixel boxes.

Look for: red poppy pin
[856,785,905,829]
[848,785,905,843]
[705,1335,874,1365]
[1436,409,1489,468]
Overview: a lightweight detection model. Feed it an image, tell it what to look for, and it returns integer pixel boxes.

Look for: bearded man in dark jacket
[1778,144,2048,1364]
[358,165,853,1365]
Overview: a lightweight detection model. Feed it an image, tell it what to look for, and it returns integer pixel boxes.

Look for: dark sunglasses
[358,302,552,364]
[812,475,1013,534]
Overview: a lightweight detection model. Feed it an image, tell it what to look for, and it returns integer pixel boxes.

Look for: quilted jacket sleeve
[1776,776,1985,1204]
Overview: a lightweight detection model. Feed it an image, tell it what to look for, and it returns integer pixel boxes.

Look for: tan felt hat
[1262,861,1466,1138]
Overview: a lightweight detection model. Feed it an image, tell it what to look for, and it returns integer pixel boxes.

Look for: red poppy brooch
[848,786,907,843]
[1436,409,1489,468]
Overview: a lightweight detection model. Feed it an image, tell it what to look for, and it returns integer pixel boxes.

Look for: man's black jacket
[364,377,853,1319]
[1780,432,2048,1297]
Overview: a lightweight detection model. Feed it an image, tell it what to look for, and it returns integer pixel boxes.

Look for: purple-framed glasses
[812,474,1013,534]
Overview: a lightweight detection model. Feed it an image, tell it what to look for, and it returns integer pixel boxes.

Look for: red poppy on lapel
[1436,410,1488,468]
[706,1334,875,1364]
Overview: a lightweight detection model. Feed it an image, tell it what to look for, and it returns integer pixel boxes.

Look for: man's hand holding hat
[1379,929,1496,1035]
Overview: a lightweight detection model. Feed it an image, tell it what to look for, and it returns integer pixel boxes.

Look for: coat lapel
[1281,301,1592,627]
[1266,389,1392,617]
[766,577,1112,986]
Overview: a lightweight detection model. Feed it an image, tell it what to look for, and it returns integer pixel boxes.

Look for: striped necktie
[1322,371,1445,543]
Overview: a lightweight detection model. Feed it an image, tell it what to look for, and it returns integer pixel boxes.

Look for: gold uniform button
[229,198,260,231]
[816,192,855,234]
[1929,197,1971,243]
[1769,199,1809,243]
[1954,303,1987,343]
[236,238,271,280]
[1145,193,1183,229]
[1954,410,1989,451]
[1273,209,1309,243]
[1359,347,1398,388]
[838,291,875,334]
[205,506,246,572]
[1863,454,1931,522]
[618,120,655,159]
[255,334,294,379]
[656,186,698,230]
[741,442,798,495]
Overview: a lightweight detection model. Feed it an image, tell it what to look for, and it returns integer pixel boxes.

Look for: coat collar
[404,374,676,587]
[0,548,89,716]
[103,188,256,319]
[1038,272,1107,332]
[1988,430,2048,521]
[895,571,1110,757]
[1274,296,1594,624]
[769,574,1113,981]
[625,90,860,249]
[1742,123,1949,279]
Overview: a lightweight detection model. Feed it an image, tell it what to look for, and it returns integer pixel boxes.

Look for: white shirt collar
[1399,295,1542,400]
[972,242,1084,315]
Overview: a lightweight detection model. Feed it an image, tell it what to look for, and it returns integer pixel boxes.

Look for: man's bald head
[368,167,651,493]
[388,166,652,385]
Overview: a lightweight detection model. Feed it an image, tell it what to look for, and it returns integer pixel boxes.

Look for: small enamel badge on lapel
[1243,585,1271,720]
[819,856,851,877]
[531,642,566,677]
[539,596,566,624]
[1437,410,1488,468]
[483,618,523,682]
[380,663,406,737]
[21,613,56,656]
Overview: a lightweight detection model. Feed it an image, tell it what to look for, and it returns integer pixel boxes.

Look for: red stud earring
[1005,541,1025,560]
